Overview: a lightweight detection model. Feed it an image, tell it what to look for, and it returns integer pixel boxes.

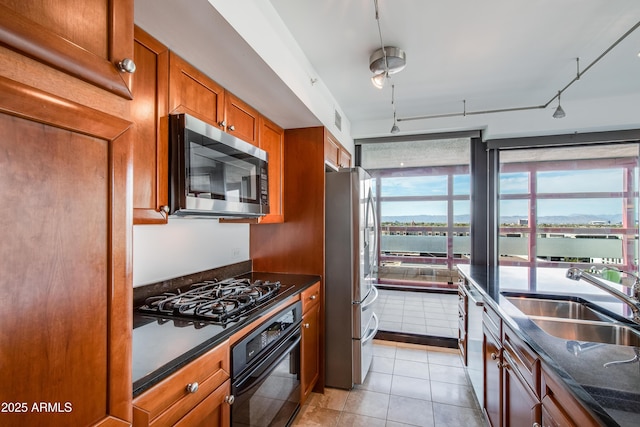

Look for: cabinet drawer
[503,325,539,397]
[483,303,501,339]
[301,281,321,312]
[133,340,230,426]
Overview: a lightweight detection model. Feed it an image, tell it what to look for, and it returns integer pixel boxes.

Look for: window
[361,138,471,288]
[498,143,639,271]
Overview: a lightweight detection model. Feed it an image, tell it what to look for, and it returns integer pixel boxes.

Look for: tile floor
[292,340,486,427]
[374,289,459,338]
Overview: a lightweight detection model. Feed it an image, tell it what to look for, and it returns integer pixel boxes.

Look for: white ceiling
[135,0,640,143]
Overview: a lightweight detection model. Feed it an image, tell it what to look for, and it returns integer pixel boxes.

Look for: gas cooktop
[137,277,291,325]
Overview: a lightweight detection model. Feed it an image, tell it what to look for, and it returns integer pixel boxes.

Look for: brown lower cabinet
[481,302,599,427]
[133,341,231,427]
[301,282,321,404]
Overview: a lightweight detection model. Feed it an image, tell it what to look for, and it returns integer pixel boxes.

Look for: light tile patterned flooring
[292,340,486,427]
[374,289,459,338]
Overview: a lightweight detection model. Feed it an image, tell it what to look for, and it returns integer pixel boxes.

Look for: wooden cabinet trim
[0,3,133,99]
[0,74,132,138]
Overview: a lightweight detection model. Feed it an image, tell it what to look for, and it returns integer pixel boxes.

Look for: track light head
[552,91,566,119]
[371,72,387,89]
[553,105,566,119]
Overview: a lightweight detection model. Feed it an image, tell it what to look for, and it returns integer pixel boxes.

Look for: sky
[380,168,631,218]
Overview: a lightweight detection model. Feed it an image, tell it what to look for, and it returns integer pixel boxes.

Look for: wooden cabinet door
[132,26,170,224]
[502,351,540,426]
[173,380,231,427]
[483,326,501,427]
[541,368,598,427]
[0,0,134,98]
[338,147,352,168]
[169,52,225,126]
[224,92,259,146]
[301,302,320,404]
[324,133,340,169]
[0,78,131,427]
[258,115,285,223]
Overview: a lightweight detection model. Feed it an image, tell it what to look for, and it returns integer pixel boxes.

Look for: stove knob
[186,382,199,393]
[225,395,235,405]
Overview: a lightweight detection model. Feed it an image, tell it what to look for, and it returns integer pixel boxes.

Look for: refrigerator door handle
[361,285,379,311]
[362,313,379,345]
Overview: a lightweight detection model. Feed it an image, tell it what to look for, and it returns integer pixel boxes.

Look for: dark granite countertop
[132,271,321,397]
[458,265,640,427]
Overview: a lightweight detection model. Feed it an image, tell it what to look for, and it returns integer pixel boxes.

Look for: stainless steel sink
[530,318,640,347]
[502,293,640,346]
[505,296,613,321]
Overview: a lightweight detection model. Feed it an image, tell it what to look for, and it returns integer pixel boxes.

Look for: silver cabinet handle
[490,352,498,360]
[186,382,199,393]
[219,120,226,128]
[303,323,310,329]
[117,58,136,73]
[228,125,236,131]
[160,205,170,214]
[225,395,235,405]
[533,423,541,427]
[309,295,317,300]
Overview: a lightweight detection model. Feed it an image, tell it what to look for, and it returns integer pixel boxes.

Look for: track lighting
[553,91,566,119]
[370,1,406,88]
[390,84,400,133]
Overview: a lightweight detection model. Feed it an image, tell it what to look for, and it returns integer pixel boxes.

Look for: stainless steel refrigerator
[325,167,379,389]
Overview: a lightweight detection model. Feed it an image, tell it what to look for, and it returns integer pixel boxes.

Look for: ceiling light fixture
[552,91,566,119]
[390,84,400,134]
[397,19,640,123]
[370,0,406,89]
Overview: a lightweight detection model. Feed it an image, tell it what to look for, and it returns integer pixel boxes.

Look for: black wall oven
[231,301,302,426]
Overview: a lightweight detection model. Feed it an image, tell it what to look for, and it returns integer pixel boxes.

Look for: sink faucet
[566,267,640,324]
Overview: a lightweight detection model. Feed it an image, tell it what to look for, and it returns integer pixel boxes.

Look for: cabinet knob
[186,382,199,393]
[225,395,235,405]
[490,352,498,360]
[228,125,236,131]
[309,295,317,300]
[219,120,226,128]
[533,423,541,427]
[116,58,136,73]
[303,323,310,329]
[160,205,170,214]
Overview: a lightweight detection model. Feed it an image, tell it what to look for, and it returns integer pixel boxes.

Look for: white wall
[133,219,250,287]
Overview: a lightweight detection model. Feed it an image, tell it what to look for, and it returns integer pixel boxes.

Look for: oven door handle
[233,328,301,396]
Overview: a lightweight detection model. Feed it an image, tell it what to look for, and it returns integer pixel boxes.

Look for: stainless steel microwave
[168,113,269,218]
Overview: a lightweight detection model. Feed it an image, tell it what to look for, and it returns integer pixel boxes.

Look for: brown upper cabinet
[223,92,260,146]
[133,31,284,225]
[258,116,285,223]
[324,131,351,169]
[0,0,135,99]
[169,52,225,125]
[132,26,170,224]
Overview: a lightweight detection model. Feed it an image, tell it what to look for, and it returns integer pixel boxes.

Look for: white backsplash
[133,219,250,287]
